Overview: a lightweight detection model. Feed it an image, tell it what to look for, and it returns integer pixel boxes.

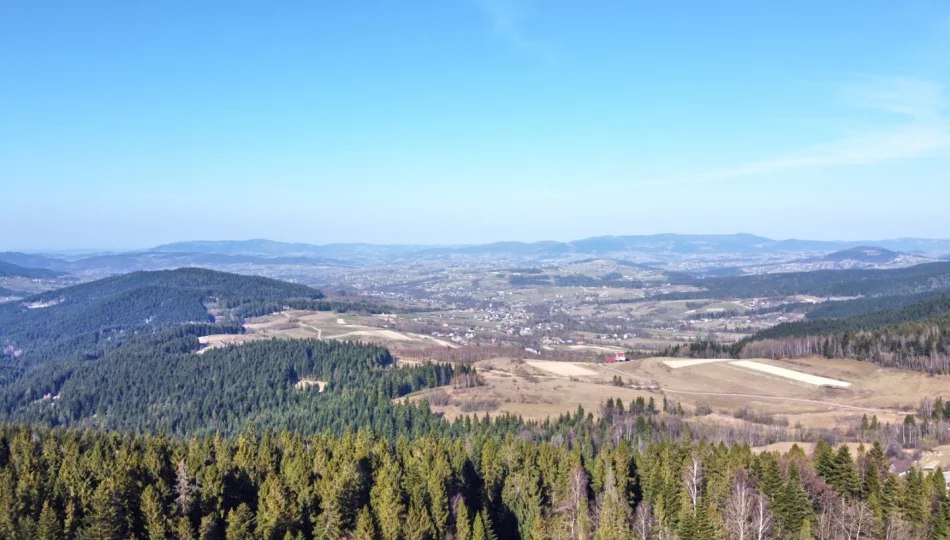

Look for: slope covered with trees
[662,261,950,300]
[0,336,457,438]
[0,268,325,360]
[741,296,950,373]
[0,419,937,540]
[0,268,448,438]
[0,261,63,279]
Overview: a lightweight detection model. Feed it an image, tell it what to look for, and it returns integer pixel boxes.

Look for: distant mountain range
[148,234,950,259]
[4,234,950,274]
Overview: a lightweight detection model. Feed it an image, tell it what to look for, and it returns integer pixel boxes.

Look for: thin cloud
[634,76,950,187]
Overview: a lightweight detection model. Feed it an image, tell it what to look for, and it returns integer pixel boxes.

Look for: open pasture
[663,358,731,369]
[525,360,599,377]
[730,360,850,388]
[197,309,447,352]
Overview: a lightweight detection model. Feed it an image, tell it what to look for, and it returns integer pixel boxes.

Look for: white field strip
[526,360,598,377]
[730,360,851,388]
[663,358,732,369]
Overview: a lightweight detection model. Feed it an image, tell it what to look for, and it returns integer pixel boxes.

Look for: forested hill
[0,267,460,439]
[0,261,62,279]
[740,295,950,372]
[664,261,950,300]
[754,295,950,341]
[0,268,326,361]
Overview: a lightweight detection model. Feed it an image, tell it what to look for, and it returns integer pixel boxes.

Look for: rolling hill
[0,267,325,360]
[821,246,904,263]
[661,261,950,300]
[0,261,63,279]
[0,251,68,270]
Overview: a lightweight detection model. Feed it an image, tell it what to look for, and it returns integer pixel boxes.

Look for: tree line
[0,419,943,539]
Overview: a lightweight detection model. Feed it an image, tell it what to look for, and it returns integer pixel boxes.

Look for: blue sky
[2,1,950,250]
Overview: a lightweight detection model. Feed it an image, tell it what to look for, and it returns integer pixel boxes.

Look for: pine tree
[595,468,630,540]
[370,458,405,540]
[427,455,451,536]
[472,513,487,540]
[256,473,301,540]
[454,498,472,540]
[404,499,435,540]
[776,463,809,537]
[177,517,197,540]
[833,445,860,497]
[141,484,170,540]
[36,502,63,540]
[354,506,376,540]
[478,509,498,540]
[225,504,256,540]
[77,479,123,540]
[198,515,220,540]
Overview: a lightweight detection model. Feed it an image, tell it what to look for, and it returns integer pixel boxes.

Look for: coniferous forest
[0,419,943,540]
[3,268,950,538]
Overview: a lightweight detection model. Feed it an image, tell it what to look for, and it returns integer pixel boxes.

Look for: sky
[2,1,950,250]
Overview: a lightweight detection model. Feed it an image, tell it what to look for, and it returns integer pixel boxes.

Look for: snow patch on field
[663,358,732,369]
[526,361,598,377]
[730,360,851,388]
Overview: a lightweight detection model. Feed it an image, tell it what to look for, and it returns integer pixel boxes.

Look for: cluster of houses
[605,352,628,363]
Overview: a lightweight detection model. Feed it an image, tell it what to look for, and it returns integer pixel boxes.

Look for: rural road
[598,364,903,415]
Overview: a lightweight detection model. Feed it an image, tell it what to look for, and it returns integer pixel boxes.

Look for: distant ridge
[145,234,950,260]
[0,261,63,279]
[822,246,904,263]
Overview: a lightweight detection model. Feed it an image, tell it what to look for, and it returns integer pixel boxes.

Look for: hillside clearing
[525,360,599,376]
[730,360,851,388]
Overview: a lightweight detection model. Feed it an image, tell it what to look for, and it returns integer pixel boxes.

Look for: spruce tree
[776,463,810,537]
[77,479,123,540]
[454,498,472,540]
[141,484,170,540]
[36,502,63,540]
[225,504,256,540]
[370,458,405,540]
[354,506,376,540]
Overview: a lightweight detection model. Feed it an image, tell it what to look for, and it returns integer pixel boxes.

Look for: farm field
[198,309,455,352]
[414,354,950,434]
[413,358,658,421]
[525,360,598,376]
[731,359,850,387]
[605,356,946,428]
[663,358,732,369]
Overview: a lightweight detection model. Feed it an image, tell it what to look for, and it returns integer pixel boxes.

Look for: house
[615,352,627,362]
[606,355,616,363]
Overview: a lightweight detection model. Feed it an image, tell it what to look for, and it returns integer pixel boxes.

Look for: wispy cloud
[470,0,554,61]
[634,76,950,187]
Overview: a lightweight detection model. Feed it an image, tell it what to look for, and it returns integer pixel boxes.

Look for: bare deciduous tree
[725,470,755,540]
[883,512,916,540]
[175,459,193,516]
[751,490,773,540]
[832,498,874,540]
[557,465,590,540]
[684,455,704,509]
[632,502,654,540]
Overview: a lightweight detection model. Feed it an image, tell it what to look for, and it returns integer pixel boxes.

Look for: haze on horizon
[3,1,950,251]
